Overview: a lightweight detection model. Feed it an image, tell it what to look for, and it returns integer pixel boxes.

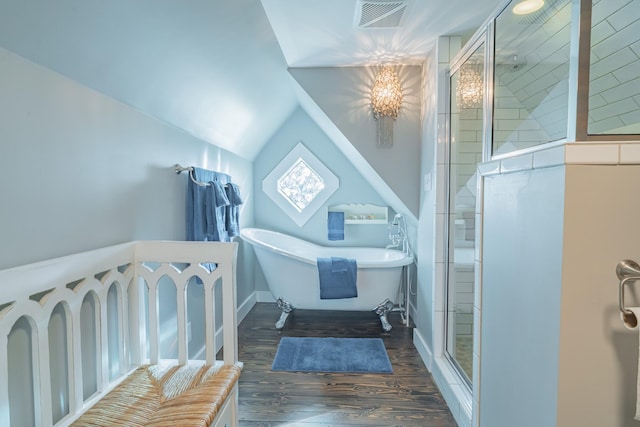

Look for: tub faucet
[388,214,409,254]
[387,234,407,252]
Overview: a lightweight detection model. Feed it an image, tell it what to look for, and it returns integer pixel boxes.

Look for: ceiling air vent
[355,0,411,29]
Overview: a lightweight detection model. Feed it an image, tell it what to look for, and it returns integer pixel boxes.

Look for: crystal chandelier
[456,64,483,109]
[371,66,403,147]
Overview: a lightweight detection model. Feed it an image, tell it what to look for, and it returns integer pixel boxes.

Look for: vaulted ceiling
[0,0,502,160]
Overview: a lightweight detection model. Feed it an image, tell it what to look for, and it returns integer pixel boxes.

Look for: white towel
[624,307,640,420]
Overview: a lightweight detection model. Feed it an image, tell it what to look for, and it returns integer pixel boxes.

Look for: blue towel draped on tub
[327,211,344,241]
[317,257,357,299]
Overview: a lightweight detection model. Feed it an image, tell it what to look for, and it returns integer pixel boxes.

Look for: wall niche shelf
[328,204,388,225]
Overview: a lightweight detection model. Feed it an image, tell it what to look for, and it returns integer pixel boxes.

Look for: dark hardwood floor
[237,303,457,427]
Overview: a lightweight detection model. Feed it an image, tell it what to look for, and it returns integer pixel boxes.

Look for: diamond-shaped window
[277,158,325,212]
[263,142,339,227]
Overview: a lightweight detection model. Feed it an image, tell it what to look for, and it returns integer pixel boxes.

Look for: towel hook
[617,259,640,328]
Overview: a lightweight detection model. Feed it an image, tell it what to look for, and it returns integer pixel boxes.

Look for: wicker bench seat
[72,361,243,427]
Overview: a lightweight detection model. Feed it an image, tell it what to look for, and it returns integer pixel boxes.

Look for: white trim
[262,142,339,227]
[413,329,473,427]
[565,143,619,164]
[237,293,257,325]
[433,356,473,427]
[413,328,434,371]
[255,291,275,303]
[213,292,258,353]
[479,141,640,178]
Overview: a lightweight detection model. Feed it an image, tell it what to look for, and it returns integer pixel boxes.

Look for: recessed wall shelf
[328,203,388,225]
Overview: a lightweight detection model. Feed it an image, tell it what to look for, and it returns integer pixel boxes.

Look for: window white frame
[262,142,339,227]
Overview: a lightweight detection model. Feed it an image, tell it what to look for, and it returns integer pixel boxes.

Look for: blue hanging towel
[327,211,344,241]
[317,257,357,299]
[185,167,231,242]
[225,183,243,238]
[185,167,231,276]
[205,180,230,242]
[186,173,208,242]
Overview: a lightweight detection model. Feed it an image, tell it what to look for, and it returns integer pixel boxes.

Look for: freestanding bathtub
[240,227,414,331]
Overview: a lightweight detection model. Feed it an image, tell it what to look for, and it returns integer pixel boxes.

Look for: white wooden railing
[0,241,238,427]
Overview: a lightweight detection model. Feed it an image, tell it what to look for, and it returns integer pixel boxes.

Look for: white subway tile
[621,108,640,126]
[611,54,640,83]
[500,154,533,173]
[631,39,640,57]
[478,160,501,176]
[474,261,482,308]
[472,352,481,401]
[593,20,640,63]
[533,145,565,169]
[434,260,445,307]
[608,1,640,31]
[493,108,519,120]
[590,47,636,80]
[588,94,607,110]
[432,313,444,354]
[590,19,616,46]
[435,215,446,260]
[450,36,462,59]
[620,144,640,164]
[438,37,450,63]
[437,73,448,112]
[589,116,625,134]
[473,400,480,427]
[565,143,619,164]
[436,165,447,213]
[590,97,638,122]
[437,112,448,146]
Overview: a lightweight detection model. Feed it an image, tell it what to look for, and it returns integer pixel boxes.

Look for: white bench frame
[0,241,239,427]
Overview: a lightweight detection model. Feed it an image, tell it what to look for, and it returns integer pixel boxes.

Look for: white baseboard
[255,290,275,302]
[213,292,258,353]
[413,328,472,427]
[237,292,257,324]
[413,328,434,372]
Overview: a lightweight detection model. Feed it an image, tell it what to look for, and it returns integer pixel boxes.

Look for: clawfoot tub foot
[275,298,294,329]
[373,299,395,332]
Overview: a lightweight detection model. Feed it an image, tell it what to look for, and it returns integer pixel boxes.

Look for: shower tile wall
[454,266,474,335]
[452,105,482,358]
[492,0,571,155]
[589,0,640,134]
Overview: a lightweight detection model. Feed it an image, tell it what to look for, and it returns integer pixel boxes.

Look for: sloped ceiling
[0,0,298,160]
[0,0,505,163]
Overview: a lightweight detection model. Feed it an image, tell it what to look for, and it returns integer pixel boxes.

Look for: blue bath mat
[272,337,393,374]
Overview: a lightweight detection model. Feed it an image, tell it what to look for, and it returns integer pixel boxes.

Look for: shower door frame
[443,29,492,391]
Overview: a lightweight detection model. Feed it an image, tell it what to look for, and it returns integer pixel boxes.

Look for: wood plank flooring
[237,303,457,427]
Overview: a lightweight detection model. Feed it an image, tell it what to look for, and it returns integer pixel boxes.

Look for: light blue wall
[290,66,423,217]
[480,166,564,427]
[253,107,393,291]
[416,49,438,348]
[0,47,255,304]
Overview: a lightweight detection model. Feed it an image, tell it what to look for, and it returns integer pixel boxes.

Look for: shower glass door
[446,42,485,383]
